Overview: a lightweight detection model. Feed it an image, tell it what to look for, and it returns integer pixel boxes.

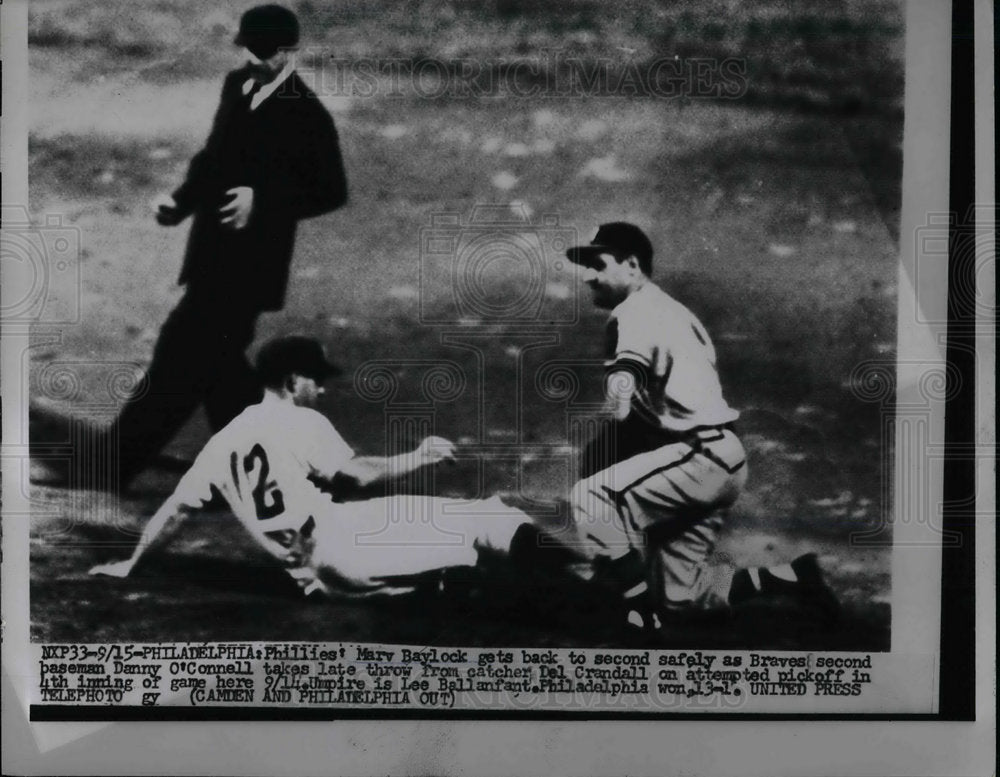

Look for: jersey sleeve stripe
[610,349,653,367]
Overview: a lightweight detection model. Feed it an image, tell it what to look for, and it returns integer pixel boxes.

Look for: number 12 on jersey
[231,443,286,519]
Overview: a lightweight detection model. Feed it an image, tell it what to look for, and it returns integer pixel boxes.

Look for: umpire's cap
[566,222,654,274]
[256,336,341,386]
[234,4,300,59]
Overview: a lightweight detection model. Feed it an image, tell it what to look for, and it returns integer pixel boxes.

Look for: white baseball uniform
[160,393,528,596]
[570,281,747,608]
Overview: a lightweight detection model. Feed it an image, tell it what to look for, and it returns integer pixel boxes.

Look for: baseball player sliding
[564,223,838,629]
[89,336,571,597]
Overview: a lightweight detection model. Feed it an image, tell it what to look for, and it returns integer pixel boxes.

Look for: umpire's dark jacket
[172,66,348,311]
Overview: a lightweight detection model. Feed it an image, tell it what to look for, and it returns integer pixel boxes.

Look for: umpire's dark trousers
[105,291,262,487]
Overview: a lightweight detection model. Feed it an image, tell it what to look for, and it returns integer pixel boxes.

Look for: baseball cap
[255,336,342,385]
[565,222,654,270]
[234,4,300,60]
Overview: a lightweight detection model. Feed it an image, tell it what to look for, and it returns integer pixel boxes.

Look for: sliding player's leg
[309,495,535,595]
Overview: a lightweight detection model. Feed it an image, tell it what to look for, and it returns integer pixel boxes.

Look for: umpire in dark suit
[105,5,348,488]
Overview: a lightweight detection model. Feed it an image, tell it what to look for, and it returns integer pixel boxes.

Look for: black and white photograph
[1,0,992,771]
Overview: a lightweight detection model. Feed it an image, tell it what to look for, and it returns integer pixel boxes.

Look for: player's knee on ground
[643,512,725,609]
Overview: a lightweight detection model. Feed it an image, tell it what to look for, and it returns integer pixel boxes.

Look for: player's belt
[688,423,745,475]
[609,421,744,495]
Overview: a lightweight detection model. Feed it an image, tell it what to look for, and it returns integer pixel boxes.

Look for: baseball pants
[569,427,747,609]
[105,293,262,486]
[308,495,529,595]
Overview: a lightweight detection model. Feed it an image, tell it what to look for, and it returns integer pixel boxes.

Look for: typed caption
[32,642,935,715]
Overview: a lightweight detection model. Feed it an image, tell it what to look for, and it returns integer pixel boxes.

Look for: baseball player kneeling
[89,336,569,598]
[564,223,838,631]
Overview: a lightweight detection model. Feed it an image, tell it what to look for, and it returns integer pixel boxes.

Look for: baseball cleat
[618,604,662,646]
[790,552,842,625]
[728,553,841,625]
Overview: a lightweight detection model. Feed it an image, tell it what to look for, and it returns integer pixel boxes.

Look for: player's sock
[589,549,655,632]
[590,549,646,596]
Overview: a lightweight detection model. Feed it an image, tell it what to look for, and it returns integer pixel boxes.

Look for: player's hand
[219,186,254,230]
[417,436,456,467]
[152,193,183,226]
[88,560,135,578]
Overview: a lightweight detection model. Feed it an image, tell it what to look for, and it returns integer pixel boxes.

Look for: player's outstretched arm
[88,498,194,578]
[335,436,456,490]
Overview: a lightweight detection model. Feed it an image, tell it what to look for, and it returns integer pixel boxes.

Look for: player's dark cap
[255,336,341,386]
[566,222,654,274]
[234,4,300,59]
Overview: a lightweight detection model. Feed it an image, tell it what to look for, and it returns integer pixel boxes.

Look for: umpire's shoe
[729,553,841,625]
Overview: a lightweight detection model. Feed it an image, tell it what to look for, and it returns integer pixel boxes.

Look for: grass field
[26,0,902,649]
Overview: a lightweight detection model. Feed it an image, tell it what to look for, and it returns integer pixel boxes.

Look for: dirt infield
[26,0,901,650]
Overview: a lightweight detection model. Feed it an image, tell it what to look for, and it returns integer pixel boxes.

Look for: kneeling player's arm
[604,366,641,421]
